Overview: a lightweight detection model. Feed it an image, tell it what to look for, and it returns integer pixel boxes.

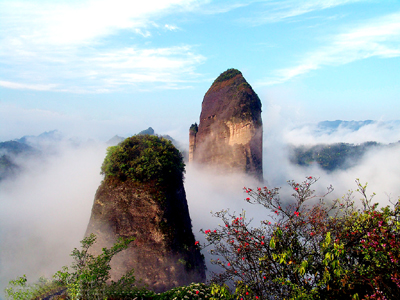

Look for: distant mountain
[0,140,36,155]
[106,135,125,146]
[138,127,155,135]
[289,119,400,171]
[0,154,19,181]
[289,141,385,171]
[107,127,178,147]
[17,130,63,146]
[0,141,37,181]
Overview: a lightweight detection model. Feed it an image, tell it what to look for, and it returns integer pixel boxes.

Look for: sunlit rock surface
[189,69,263,181]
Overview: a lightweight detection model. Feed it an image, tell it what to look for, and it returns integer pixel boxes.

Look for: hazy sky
[1,0,400,141]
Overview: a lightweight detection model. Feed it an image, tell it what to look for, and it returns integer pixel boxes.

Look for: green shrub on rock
[101,135,185,186]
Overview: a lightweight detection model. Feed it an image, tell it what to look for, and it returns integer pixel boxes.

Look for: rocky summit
[85,135,205,292]
[189,69,263,180]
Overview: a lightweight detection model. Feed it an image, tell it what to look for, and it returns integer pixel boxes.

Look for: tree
[53,233,139,300]
[202,177,400,299]
[100,135,185,186]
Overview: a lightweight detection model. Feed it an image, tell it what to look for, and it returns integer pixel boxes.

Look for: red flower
[227,262,231,266]
[196,290,199,294]
[195,241,199,245]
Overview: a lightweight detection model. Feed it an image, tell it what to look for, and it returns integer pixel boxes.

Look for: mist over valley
[1,117,400,294]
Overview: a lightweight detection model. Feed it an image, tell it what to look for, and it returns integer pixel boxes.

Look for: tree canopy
[100,135,185,185]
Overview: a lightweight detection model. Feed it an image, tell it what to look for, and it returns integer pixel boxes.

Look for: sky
[1,0,400,142]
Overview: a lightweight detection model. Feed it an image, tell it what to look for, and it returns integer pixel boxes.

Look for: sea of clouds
[1,115,400,293]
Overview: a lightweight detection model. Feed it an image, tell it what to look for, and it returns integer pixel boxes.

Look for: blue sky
[1,0,400,142]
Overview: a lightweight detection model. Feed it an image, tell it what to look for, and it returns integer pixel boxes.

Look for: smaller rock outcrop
[189,123,198,162]
[85,135,205,292]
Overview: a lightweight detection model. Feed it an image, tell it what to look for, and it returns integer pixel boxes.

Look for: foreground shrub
[52,233,136,300]
[4,275,62,300]
[203,177,400,299]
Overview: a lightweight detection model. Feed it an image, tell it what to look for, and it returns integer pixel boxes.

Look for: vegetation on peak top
[190,123,198,133]
[101,135,185,185]
[213,68,242,84]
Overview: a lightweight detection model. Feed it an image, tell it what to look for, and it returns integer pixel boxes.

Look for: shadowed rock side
[85,135,205,292]
[189,69,263,181]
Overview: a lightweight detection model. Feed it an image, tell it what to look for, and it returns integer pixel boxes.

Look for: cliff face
[85,135,205,292]
[189,69,263,180]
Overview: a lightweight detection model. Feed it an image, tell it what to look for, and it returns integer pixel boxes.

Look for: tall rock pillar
[190,69,263,181]
[85,135,206,292]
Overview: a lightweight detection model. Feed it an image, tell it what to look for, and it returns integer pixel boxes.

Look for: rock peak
[189,69,263,180]
[86,135,205,292]
[213,68,242,84]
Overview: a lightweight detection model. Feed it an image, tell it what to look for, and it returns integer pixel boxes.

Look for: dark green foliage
[100,135,185,185]
[213,68,242,84]
[290,142,380,171]
[190,123,198,133]
[157,283,219,300]
[53,233,136,300]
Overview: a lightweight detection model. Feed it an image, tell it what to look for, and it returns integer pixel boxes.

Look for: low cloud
[0,141,107,291]
[285,121,400,145]
[2,113,400,288]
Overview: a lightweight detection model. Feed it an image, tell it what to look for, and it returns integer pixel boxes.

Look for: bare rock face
[85,135,205,292]
[189,69,263,180]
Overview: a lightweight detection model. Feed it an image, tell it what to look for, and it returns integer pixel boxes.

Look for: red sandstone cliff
[189,69,263,180]
[85,136,205,292]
